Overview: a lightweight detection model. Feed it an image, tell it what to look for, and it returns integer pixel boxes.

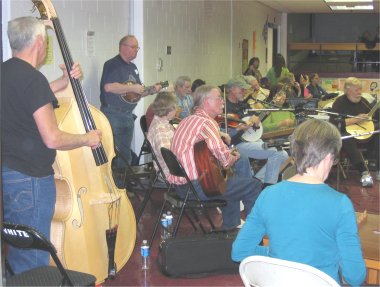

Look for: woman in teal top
[232,119,366,286]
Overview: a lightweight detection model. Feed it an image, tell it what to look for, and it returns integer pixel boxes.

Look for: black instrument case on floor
[157,232,239,278]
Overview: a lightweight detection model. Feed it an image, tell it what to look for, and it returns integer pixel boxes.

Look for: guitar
[121,80,169,104]
[346,100,380,140]
[194,141,227,197]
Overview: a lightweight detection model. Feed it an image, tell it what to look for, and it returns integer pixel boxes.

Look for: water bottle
[166,211,173,238]
[140,239,150,270]
[160,214,168,240]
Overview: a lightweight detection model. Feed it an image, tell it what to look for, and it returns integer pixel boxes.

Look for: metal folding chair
[148,147,226,247]
[2,222,96,286]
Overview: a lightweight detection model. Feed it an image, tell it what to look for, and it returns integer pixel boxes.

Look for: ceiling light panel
[329,4,374,9]
[324,0,373,2]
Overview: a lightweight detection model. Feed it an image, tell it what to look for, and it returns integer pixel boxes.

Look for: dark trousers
[342,134,379,172]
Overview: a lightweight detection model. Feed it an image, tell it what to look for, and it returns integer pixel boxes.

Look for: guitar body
[194,141,226,197]
[345,100,380,140]
[240,116,263,142]
[346,121,375,140]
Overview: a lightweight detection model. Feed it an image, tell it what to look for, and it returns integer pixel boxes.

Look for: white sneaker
[361,171,373,187]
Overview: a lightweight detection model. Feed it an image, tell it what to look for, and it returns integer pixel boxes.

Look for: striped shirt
[147,115,175,178]
[168,109,234,185]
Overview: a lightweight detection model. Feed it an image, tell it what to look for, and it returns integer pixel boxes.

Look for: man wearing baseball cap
[222,76,289,189]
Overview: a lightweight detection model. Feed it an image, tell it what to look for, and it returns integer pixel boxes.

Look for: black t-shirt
[99,55,141,112]
[1,58,57,177]
[330,94,374,132]
[225,98,251,119]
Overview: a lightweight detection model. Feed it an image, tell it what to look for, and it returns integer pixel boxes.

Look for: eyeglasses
[123,44,140,51]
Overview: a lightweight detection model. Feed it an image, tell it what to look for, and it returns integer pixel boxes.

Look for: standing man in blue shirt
[100,35,160,170]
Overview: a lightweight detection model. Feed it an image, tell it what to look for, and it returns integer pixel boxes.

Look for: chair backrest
[149,142,169,184]
[2,222,75,286]
[140,115,148,134]
[2,222,55,253]
[239,256,340,287]
[160,147,187,178]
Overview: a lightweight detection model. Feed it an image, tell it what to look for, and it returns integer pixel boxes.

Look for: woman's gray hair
[289,119,342,174]
[8,17,47,54]
[192,85,221,110]
[152,91,177,117]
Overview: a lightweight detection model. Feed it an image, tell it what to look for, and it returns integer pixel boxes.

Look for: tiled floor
[102,169,379,286]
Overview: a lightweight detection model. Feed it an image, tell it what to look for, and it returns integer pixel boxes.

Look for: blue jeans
[236,139,288,184]
[175,176,261,230]
[234,156,253,178]
[2,167,56,274]
[101,106,135,166]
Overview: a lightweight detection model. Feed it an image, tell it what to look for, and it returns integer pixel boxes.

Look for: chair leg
[123,175,145,202]
[338,163,347,179]
[189,208,207,234]
[135,176,156,224]
[172,190,191,237]
[148,198,167,248]
[183,210,199,231]
[5,258,14,276]
[203,209,217,230]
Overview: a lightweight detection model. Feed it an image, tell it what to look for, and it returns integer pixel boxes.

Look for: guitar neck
[367,100,380,118]
[261,128,294,140]
[142,85,156,96]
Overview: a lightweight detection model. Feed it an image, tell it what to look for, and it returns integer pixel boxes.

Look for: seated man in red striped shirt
[168,85,262,230]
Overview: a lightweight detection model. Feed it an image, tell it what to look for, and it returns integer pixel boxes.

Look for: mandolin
[346,100,380,140]
[121,80,169,104]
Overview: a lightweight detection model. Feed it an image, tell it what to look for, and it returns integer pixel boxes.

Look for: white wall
[231,1,281,76]
[143,0,232,100]
[2,0,279,155]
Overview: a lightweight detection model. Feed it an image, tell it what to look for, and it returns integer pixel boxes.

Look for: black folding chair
[149,147,226,247]
[135,140,170,223]
[113,145,155,201]
[137,115,153,167]
[2,222,96,286]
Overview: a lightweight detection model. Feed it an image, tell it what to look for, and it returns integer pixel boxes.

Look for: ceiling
[255,0,380,13]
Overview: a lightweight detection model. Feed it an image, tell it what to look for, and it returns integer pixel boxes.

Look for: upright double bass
[32,0,136,283]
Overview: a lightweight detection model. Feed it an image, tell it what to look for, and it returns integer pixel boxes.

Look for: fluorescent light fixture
[325,0,372,2]
[329,4,374,9]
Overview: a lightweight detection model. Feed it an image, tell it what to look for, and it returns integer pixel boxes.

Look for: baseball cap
[225,76,251,90]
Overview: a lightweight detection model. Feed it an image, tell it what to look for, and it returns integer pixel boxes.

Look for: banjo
[240,109,272,142]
